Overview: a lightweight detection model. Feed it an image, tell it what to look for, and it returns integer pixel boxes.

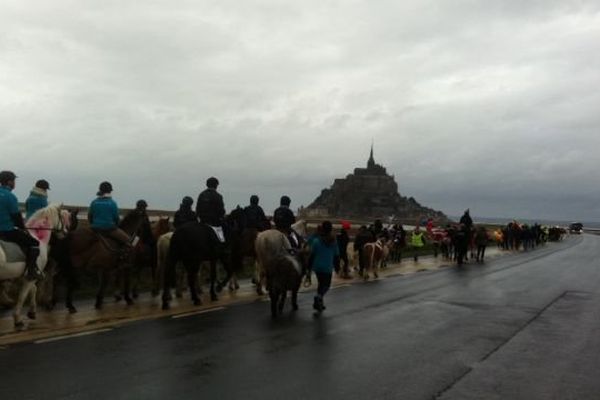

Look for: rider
[88,181,131,251]
[273,195,298,248]
[243,195,269,231]
[0,171,42,280]
[196,177,226,241]
[122,199,154,248]
[173,196,197,229]
[25,179,50,219]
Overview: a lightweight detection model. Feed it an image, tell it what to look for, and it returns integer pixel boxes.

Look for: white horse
[253,219,308,294]
[0,204,70,327]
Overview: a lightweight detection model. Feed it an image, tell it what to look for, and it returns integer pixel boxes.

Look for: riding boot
[25,247,42,281]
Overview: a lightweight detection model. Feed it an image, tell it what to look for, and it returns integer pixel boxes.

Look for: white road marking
[34,328,113,344]
[171,306,226,319]
[331,284,352,289]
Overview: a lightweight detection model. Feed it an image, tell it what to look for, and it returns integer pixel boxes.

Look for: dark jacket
[196,188,225,226]
[243,204,269,230]
[122,210,154,246]
[273,206,295,231]
[336,230,349,255]
[459,213,473,230]
[174,206,197,229]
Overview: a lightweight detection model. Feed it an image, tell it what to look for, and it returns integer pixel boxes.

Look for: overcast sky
[2,1,600,222]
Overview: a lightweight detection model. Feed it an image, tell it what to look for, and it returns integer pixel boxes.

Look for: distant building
[300,145,448,223]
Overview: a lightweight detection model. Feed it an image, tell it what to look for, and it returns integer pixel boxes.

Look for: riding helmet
[250,195,259,205]
[136,199,148,209]
[97,181,113,195]
[206,177,219,189]
[35,179,50,190]
[182,196,194,206]
[0,170,17,184]
[280,195,291,206]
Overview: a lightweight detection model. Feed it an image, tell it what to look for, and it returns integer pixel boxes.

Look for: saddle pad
[210,226,226,243]
[0,240,25,263]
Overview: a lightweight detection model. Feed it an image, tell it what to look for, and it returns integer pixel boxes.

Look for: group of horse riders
[0,170,304,282]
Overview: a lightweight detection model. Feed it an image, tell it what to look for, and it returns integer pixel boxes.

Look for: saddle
[0,240,25,263]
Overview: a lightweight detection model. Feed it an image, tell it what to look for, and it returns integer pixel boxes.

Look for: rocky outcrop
[300,146,447,223]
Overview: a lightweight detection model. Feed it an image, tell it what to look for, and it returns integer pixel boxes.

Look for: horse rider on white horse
[196,177,226,242]
[0,170,42,280]
[273,195,301,248]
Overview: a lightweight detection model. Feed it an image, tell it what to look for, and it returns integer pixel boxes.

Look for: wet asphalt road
[2,234,600,400]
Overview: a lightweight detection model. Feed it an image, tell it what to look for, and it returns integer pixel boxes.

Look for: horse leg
[209,259,218,302]
[291,288,299,311]
[27,283,38,320]
[278,291,286,315]
[122,264,134,305]
[270,289,278,319]
[65,267,78,313]
[186,264,201,306]
[13,280,35,328]
[95,269,109,309]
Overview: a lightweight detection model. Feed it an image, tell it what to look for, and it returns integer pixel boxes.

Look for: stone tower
[300,145,447,222]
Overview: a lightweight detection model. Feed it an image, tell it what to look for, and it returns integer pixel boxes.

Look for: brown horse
[130,216,170,298]
[362,238,389,280]
[65,212,144,311]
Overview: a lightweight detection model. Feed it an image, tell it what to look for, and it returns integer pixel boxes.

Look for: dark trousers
[0,229,39,251]
[476,245,486,261]
[315,272,332,297]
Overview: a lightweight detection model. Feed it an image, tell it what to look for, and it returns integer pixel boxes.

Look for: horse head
[153,217,171,238]
[25,204,70,243]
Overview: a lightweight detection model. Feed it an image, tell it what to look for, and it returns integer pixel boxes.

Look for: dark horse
[161,222,229,310]
[216,206,262,292]
[57,212,145,312]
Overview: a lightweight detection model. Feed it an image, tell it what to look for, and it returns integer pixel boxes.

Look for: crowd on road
[0,170,564,325]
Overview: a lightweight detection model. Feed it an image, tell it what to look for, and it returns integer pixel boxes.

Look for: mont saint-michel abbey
[299,146,448,223]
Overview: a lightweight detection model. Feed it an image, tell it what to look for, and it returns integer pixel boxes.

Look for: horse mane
[26,203,61,228]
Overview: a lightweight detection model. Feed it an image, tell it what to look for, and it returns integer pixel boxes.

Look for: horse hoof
[193,299,202,306]
[125,297,134,306]
[27,311,36,320]
[235,283,240,290]
[162,302,170,310]
[211,294,218,302]
[257,288,264,296]
[68,306,78,314]
[95,301,103,310]
[14,321,24,329]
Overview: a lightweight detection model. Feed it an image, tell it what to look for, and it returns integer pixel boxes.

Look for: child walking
[309,221,339,312]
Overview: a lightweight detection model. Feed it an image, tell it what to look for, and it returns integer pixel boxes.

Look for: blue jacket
[0,185,19,232]
[88,196,120,229]
[25,190,48,219]
[310,235,340,274]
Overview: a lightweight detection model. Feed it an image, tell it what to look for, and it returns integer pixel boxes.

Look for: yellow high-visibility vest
[411,232,424,248]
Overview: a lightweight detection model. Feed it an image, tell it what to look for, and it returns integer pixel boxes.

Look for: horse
[362,238,389,280]
[254,219,307,295]
[161,222,229,310]
[0,204,70,327]
[64,211,145,311]
[254,229,309,318]
[129,216,170,298]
